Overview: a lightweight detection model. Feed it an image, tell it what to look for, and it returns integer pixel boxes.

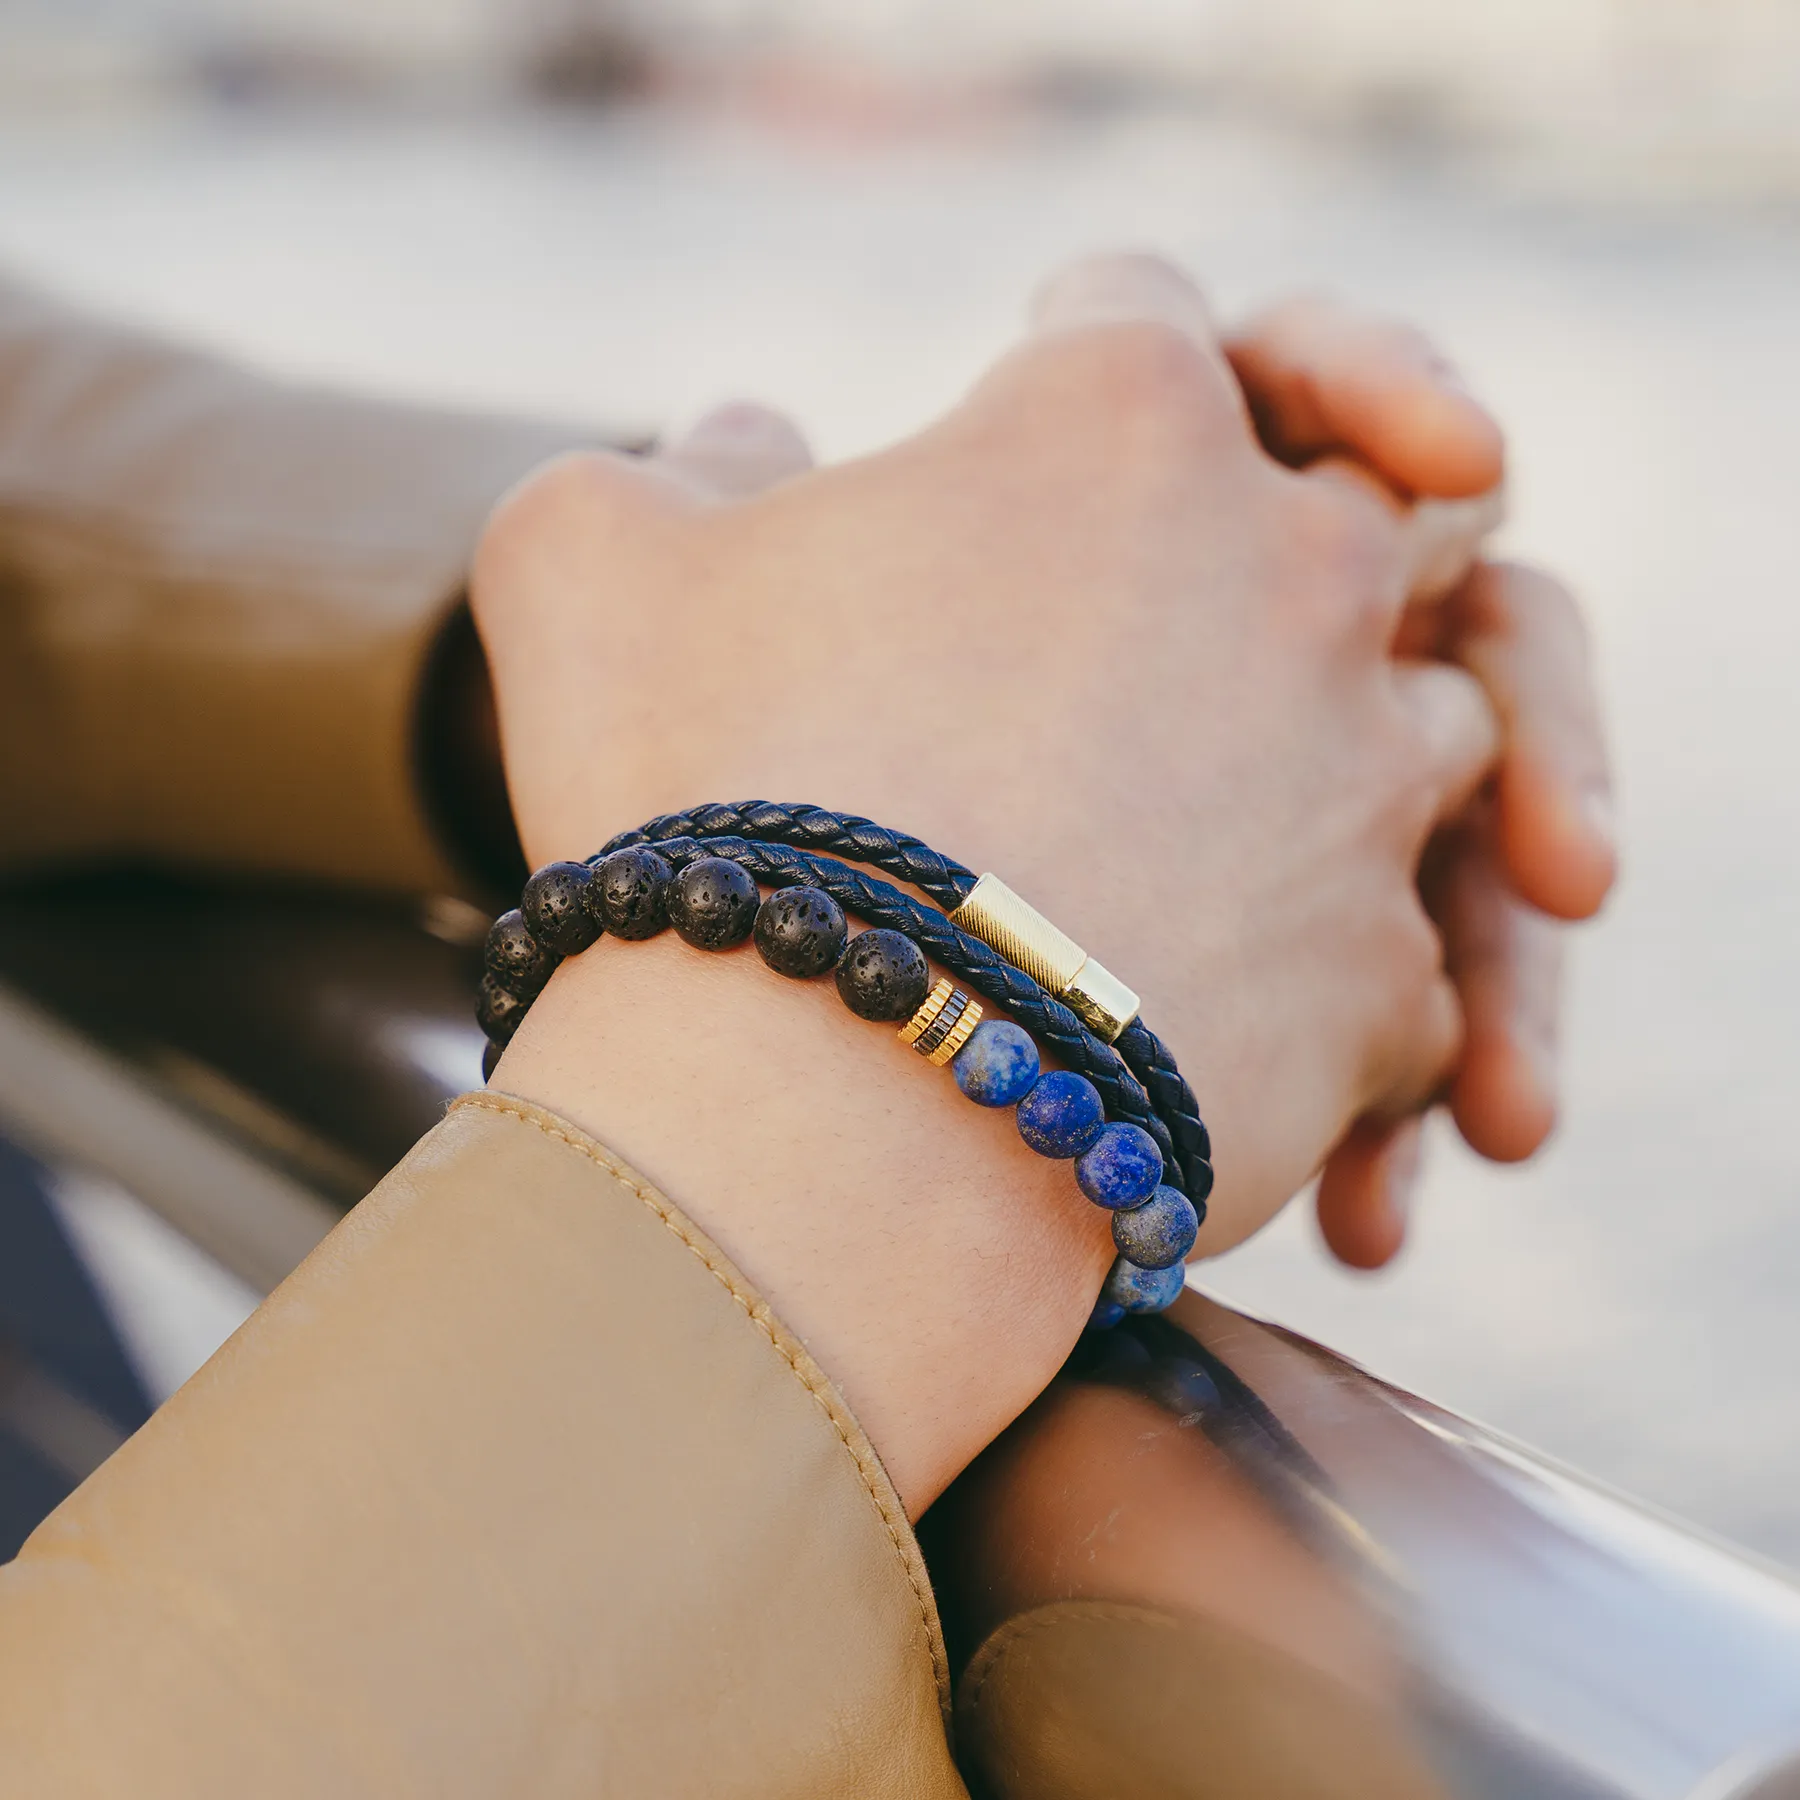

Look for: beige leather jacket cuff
[0,1094,962,1799]
[0,275,576,893]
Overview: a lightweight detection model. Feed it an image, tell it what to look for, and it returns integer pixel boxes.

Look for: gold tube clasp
[947,873,1140,1042]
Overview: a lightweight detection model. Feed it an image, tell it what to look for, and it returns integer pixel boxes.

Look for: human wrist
[492,929,1115,1516]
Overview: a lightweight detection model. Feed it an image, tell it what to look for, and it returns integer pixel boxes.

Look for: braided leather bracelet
[476,806,1211,1326]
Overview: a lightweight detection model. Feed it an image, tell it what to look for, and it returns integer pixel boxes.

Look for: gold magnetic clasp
[947,873,1140,1042]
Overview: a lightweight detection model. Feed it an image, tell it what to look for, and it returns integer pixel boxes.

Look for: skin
[473,254,1614,1514]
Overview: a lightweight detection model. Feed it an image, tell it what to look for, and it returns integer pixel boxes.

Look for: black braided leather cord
[603,801,1214,1194]
[616,833,1187,1194]
[600,801,976,910]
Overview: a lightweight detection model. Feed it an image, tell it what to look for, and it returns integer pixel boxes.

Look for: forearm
[0,1096,963,1799]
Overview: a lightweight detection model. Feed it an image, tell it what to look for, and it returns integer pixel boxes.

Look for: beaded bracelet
[601,803,1212,1193]
[476,813,1208,1328]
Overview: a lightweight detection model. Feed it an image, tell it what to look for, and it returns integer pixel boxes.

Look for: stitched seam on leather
[451,1091,952,1716]
[960,1603,1176,1719]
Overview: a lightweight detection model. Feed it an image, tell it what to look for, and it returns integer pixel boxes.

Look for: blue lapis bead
[1075,1122,1164,1210]
[1112,1184,1200,1269]
[1016,1071,1106,1159]
[1102,1257,1186,1314]
[952,1019,1040,1107]
[1087,1297,1127,1332]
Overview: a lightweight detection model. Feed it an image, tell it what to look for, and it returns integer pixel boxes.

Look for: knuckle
[1278,480,1399,630]
[1471,558,1589,652]
[1045,320,1236,453]
[1366,920,1463,1101]
[1235,288,1336,356]
[471,450,656,620]
[1386,673,1495,843]
[1390,890,1449,990]
[1507,560,1593,655]
[1384,753,1450,852]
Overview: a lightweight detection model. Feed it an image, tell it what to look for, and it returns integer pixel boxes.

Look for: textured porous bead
[1016,1070,1106,1159]
[1112,1184,1200,1270]
[1075,1121,1165,1210]
[523,861,601,956]
[835,929,930,1021]
[483,909,556,999]
[481,1040,502,1082]
[754,886,847,978]
[591,846,673,940]
[476,973,529,1046]
[1102,1257,1186,1314]
[668,856,760,950]
[1087,1297,1127,1332]
[952,1018,1040,1107]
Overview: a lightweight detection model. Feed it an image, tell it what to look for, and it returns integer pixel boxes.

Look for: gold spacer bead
[899,977,955,1046]
[927,997,983,1066]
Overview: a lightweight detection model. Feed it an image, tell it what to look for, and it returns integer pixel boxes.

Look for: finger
[1422,817,1563,1163]
[1443,562,1616,920]
[1305,457,1505,620]
[1029,251,1242,392]
[656,400,814,501]
[1388,658,1503,835]
[1227,294,1505,499]
[1316,1114,1425,1270]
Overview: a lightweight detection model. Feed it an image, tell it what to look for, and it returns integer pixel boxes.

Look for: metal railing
[0,869,1794,1798]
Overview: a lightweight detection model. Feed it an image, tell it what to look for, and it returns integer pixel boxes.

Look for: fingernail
[1579,785,1615,853]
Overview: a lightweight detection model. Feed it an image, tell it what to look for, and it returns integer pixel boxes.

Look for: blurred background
[1,0,1798,1567]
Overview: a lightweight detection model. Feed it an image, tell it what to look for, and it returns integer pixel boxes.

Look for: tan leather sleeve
[0,274,578,892]
[0,1094,964,1800]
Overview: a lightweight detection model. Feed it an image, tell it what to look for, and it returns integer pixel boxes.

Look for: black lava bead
[483,908,556,998]
[481,1040,502,1082]
[522,861,602,957]
[835,929,930,1021]
[590,846,674,940]
[754,886,848,978]
[668,855,760,950]
[476,973,529,1046]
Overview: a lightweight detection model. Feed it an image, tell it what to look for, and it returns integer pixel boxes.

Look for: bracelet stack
[476,804,1210,1329]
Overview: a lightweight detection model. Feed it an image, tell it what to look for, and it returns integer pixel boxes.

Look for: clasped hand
[474,252,1614,1509]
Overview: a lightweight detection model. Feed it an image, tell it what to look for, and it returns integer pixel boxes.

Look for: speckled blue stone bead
[1102,1257,1186,1314]
[1074,1121,1164,1210]
[1087,1297,1126,1332]
[1016,1070,1106,1159]
[952,1019,1040,1107]
[1111,1184,1200,1270]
